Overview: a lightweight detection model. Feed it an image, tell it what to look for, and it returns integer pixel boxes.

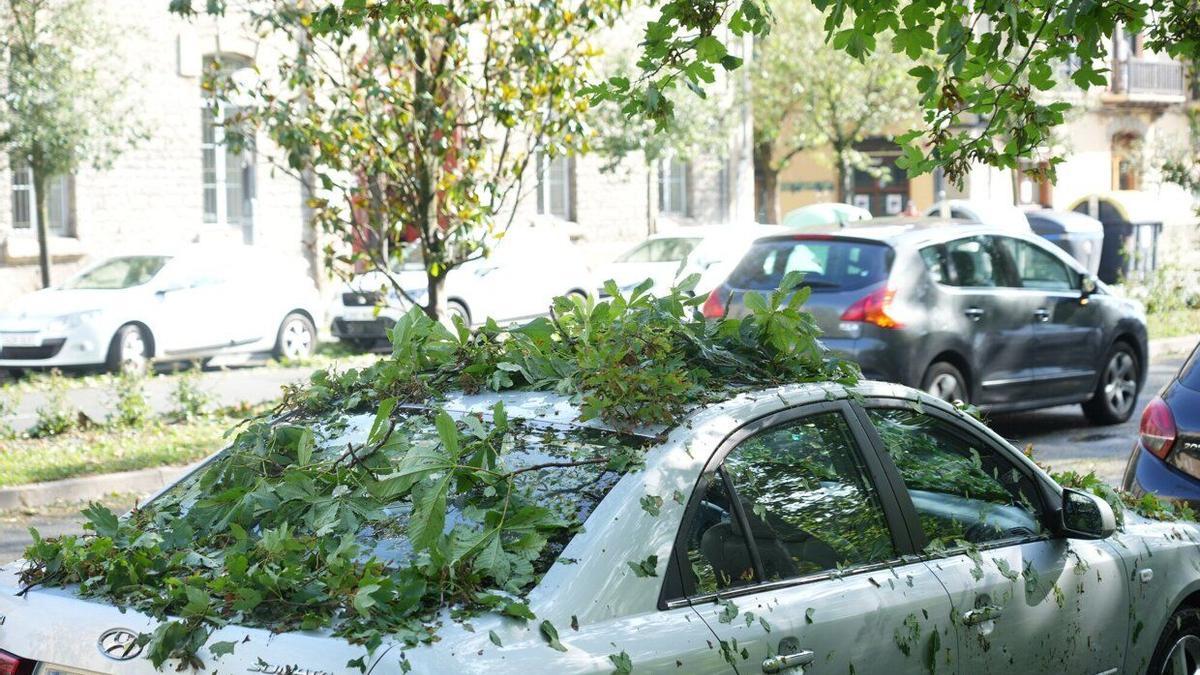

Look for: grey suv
[701,218,1149,424]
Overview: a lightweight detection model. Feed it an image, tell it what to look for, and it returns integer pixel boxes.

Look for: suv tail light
[0,650,34,675]
[702,288,727,319]
[1140,397,1177,459]
[840,288,903,329]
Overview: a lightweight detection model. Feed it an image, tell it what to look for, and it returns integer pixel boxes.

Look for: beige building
[0,6,753,307]
[773,30,1198,258]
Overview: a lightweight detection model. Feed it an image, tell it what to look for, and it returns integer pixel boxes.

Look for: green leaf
[209,640,236,658]
[639,494,664,517]
[694,36,727,63]
[296,428,314,466]
[805,607,815,624]
[434,409,461,457]
[408,474,451,551]
[627,554,658,578]
[369,397,397,445]
[609,650,633,674]
[81,503,120,539]
[718,598,738,623]
[489,630,503,647]
[539,620,568,652]
[501,601,537,621]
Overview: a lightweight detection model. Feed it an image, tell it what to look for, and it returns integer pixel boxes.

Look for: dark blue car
[1123,342,1200,509]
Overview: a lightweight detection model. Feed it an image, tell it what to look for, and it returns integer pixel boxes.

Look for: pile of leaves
[19,275,857,670]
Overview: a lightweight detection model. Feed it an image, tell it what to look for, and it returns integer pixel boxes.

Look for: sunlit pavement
[990,354,1187,484]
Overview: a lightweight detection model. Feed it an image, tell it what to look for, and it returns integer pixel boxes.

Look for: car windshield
[149,411,638,573]
[61,256,170,290]
[616,237,701,263]
[728,238,893,291]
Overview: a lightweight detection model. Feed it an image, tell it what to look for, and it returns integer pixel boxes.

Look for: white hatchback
[0,246,322,375]
[2,383,1200,674]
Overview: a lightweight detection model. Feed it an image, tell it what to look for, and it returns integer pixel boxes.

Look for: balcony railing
[1113,58,1186,97]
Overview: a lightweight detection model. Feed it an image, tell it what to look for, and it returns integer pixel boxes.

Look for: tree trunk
[753,140,780,223]
[425,270,445,322]
[32,167,51,288]
[835,148,854,206]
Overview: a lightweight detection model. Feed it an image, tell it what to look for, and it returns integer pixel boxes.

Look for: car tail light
[1140,397,1177,459]
[841,288,903,329]
[702,288,727,319]
[0,650,34,675]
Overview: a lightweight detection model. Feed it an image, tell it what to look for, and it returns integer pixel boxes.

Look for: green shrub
[27,370,77,438]
[0,386,18,439]
[170,366,212,422]
[110,371,152,428]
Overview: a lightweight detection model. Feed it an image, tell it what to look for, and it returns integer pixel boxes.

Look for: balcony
[1106,58,1187,105]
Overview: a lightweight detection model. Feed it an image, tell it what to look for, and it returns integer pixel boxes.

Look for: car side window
[866,407,1045,549]
[997,237,1078,291]
[944,237,1008,288]
[684,412,897,591]
[919,245,950,284]
[681,470,758,595]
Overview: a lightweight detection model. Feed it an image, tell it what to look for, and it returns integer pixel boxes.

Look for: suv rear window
[727,238,893,291]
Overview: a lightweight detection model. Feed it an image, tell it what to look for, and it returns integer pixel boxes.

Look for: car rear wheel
[105,324,150,375]
[921,362,968,404]
[1149,608,1200,675]
[274,313,316,361]
[1082,342,1140,425]
[444,300,470,329]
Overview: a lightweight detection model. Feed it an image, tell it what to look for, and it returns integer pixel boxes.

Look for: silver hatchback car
[703,218,1149,426]
[2,383,1198,673]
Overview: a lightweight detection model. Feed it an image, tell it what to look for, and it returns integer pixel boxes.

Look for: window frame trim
[848,396,1063,562]
[657,399,920,610]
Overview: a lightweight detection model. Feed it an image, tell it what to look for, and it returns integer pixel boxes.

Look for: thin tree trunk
[752,140,780,223]
[32,167,51,288]
[835,148,854,206]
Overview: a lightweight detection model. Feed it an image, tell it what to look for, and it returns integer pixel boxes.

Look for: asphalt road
[989,354,1186,484]
[0,353,1187,566]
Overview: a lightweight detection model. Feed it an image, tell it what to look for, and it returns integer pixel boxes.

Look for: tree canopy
[174,0,1198,188]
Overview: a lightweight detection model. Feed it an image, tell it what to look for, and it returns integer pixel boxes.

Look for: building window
[658,157,690,216]
[536,152,574,221]
[10,160,73,236]
[202,54,255,243]
[1016,159,1052,207]
[851,137,910,216]
[1112,133,1141,191]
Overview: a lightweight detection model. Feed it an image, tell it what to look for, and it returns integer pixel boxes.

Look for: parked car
[924,199,1032,231]
[781,202,872,229]
[672,224,785,297]
[703,217,1149,423]
[0,247,321,376]
[1023,208,1104,276]
[332,225,591,349]
[1123,341,1200,510]
[595,230,707,297]
[4,382,1199,673]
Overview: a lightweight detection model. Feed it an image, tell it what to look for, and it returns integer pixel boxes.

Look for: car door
[995,236,1104,401]
[661,403,959,675]
[858,401,1129,675]
[151,261,233,354]
[941,236,1040,405]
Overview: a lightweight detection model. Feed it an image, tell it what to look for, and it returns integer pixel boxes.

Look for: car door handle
[963,307,985,320]
[762,649,814,673]
[1033,308,1051,322]
[961,605,1003,626]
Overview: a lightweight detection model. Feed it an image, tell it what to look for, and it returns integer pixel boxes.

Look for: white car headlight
[47,309,103,332]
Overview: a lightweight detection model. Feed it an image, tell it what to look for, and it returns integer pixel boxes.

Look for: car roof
[751,217,1061,250]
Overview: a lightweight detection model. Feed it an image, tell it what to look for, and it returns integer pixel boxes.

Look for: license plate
[341,308,378,321]
[0,332,41,347]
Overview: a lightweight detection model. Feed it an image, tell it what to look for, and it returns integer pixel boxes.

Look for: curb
[1149,335,1199,360]
[0,464,196,511]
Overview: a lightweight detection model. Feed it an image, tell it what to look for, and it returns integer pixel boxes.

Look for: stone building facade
[0,6,754,307]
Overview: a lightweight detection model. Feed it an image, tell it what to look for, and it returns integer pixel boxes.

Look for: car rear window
[1179,346,1200,391]
[727,238,893,291]
[149,411,637,574]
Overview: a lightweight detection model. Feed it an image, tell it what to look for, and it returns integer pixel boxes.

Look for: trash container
[1024,209,1104,276]
[1068,191,1164,284]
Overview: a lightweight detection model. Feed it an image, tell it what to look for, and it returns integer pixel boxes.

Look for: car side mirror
[1059,488,1116,540]
[1080,273,1098,301]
